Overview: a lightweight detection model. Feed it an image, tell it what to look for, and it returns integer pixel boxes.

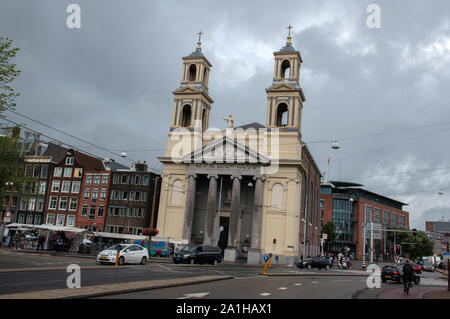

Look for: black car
[381,265,420,284]
[297,257,332,270]
[173,245,222,265]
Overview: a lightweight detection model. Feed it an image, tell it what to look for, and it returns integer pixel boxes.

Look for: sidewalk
[377,285,449,299]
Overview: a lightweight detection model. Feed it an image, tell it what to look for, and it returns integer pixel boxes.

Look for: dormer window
[66,157,74,165]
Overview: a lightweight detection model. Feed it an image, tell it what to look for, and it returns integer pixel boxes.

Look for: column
[182,174,197,241]
[203,175,218,245]
[248,176,264,264]
[250,177,264,251]
[228,175,241,248]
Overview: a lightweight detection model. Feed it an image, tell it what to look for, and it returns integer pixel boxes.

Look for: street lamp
[331,140,340,150]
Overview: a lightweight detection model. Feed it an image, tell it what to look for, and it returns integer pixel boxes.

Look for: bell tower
[170,32,214,133]
[265,26,305,134]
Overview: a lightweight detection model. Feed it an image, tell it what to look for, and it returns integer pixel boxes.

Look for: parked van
[173,245,222,265]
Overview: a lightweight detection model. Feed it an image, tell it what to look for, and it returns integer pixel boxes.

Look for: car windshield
[180,245,198,252]
[106,244,128,251]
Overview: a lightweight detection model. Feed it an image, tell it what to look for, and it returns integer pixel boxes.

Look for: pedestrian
[274,255,279,265]
[346,256,351,269]
[37,234,45,251]
[14,231,21,250]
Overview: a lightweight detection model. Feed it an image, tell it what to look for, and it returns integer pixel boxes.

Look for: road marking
[278,287,287,290]
[260,293,271,296]
[311,281,319,284]
[294,283,302,286]
[158,265,177,272]
[177,292,210,299]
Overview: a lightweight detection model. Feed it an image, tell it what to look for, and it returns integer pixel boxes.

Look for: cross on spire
[287,24,293,37]
[197,31,203,42]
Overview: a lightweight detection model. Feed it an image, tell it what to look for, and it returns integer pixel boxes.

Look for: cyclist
[402,260,413,293]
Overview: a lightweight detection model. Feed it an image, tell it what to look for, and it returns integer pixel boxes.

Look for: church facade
[156,34,322,264]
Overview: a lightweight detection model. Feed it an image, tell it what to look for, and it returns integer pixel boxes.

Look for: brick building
[44,149,104,227]
[425,220,450,255]
[320,181,409,260]
[105,162,161,235]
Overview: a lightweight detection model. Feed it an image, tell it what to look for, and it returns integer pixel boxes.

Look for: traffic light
[395,244,401,255]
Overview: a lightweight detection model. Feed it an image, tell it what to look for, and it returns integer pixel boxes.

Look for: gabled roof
[42,142,69,164]
[181,135,271,165]
[58,149,105,170]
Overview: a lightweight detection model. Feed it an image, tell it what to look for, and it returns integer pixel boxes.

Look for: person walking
[14,231,21,250]
[37,234,45,251]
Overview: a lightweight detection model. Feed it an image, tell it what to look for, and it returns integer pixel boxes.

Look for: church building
[156,31,322,264]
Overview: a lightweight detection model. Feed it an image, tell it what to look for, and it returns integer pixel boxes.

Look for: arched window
[271,183,284,210]
[181,105,192,127]
[188,64,197,82]
[276,103,289,127]
[171,180,184,206]
[281,60,291,79]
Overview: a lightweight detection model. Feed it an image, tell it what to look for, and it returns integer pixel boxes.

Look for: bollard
[268,257,271,268]
[115,251,120,267]
[264,261,267,275]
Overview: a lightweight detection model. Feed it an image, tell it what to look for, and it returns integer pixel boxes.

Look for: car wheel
[307,264,312,269]
[190,258,195,265]
[118,256,125,266]
[213,259,218,266]
[140,257,147,265]
[325,265,330,270]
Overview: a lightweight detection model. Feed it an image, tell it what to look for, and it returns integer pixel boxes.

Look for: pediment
[181,136,270,165]
[174,86,200,94]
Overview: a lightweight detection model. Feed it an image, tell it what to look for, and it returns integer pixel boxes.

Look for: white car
[97,244,149,265]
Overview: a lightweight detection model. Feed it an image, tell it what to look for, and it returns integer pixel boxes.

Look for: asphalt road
[0,249,446,298]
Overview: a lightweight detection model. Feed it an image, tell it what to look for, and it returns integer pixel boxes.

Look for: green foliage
[0,36,21,122]
[0,128,26,209]
[321,221,337,243]
[387,226,434,259]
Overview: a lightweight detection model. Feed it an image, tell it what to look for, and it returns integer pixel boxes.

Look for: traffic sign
[3,211,12,223]
[323,234,328,240]
[394,255,400,264]
[264,255,269,262]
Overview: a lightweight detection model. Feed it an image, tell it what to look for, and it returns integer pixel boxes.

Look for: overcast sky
[1,0,450,230]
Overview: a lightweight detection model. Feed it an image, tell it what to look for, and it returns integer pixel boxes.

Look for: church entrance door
[218,217,229,254]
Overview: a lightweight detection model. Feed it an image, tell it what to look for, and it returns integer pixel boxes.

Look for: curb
[0,275,234,299]
[259,272,368,277]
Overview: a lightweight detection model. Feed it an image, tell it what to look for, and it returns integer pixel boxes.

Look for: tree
[321,221,337,254]
[0,36,21,121]
[387,226,434,259]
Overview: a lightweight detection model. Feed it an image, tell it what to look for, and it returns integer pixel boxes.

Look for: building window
[320,200,325,208]
[97,205,104,217]
[61,181,71,193]
[66,215,76,226]
[92,189,98,200]
[28,198,36,211]
[88,207,96,220]
[100,189,106,201]
[81,205,88,217]
[143,192,147,201]
[39,181,47,195]
[51,180,60,192]
[121,175,128,184]
[383,211,390,227]
[374,208,381,224]
[33,165,41,178]
[399,215,405,226]
[133,175,140,185]
[365,206,372,223]
[53,167,62,177]
[48,196,57,209]
[101,174,108,186]
[41,164,49,178]
[113,175,119,184]
[34,214,42,225]
[74,168,83,178]
[36,198,44,212]
[46,213,55,224]
[72,181,80,193]
[143,175,149,185]
[122,191,128,200]
[84,188,90,200]
[64,167,73,178]
[59,197,68,210]
[86,174,92,186]
[66,157,74,165]
[93,174,100,186]
[276,103,289,127]
[26,213,34,224]
[181,105,192,127]
[56,214,65,226]
[69,198,78,211]
[392,213,398,226]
